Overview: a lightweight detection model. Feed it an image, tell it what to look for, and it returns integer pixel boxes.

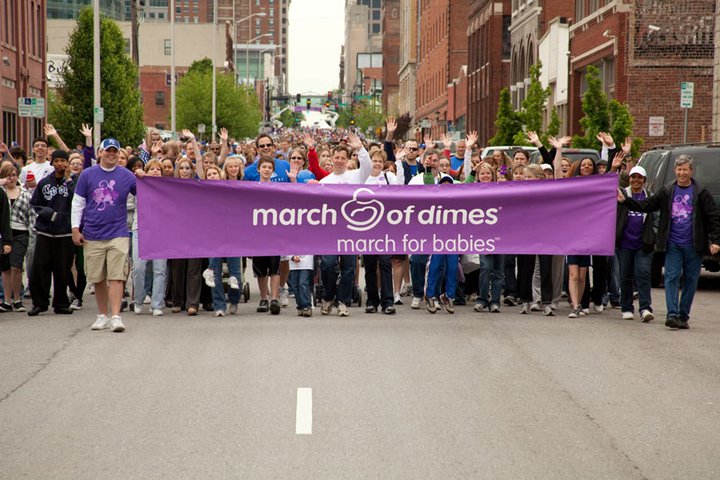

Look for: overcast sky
[288,0,344,96]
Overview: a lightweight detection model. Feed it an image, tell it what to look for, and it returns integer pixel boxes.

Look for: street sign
[197,123,206,133]
[680,82,694,108]
[420,119,431,128]
[18,97,45,118]
[648,116,664,137]
[94,106,104,124]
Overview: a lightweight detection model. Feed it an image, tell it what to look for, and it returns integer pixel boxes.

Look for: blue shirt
[669,183,694,246]
[450,155,464,171]
[243,158,291,182]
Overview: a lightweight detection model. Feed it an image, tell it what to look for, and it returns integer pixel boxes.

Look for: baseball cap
[629,165,647,177]
[540,163,553,171]
[100,138,121,151]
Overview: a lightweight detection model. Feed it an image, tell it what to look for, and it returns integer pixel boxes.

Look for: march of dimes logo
[252,187,499,231]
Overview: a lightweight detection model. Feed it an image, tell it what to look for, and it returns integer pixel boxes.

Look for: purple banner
[137,175,618,259]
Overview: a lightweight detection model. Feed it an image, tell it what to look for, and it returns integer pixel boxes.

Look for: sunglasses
[408,147,418,151]
[258,143,274,148]
[290,156,304,160]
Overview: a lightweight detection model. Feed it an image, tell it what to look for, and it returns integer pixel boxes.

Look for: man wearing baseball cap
[619,156,720,329]
[615,165,655,323]
[71,138,136,333]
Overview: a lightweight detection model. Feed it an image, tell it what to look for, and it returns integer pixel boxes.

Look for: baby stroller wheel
[243,282,250,303]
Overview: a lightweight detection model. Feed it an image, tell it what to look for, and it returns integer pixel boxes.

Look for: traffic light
[350,118,355,126]
[306,99,311,111]
[296,93,301,103]
[325,101,331,108]
[327,91,332,102]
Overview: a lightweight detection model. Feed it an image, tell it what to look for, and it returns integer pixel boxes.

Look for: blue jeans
[410,254,429,298]
[320,255,355,305]
[616,248,652,314]
[603,254,620,305]
[664,243,703,320]
[131,230,167,310]
[478,254,505,307]
[289,269,312,310]
[503,254,518,298]
[425,254,458,299]
[210,257,241,311]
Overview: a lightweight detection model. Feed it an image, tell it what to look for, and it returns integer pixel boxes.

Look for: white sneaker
[70,299,83,310]
[393,293,403,305]
[229,304,238,315]
[337,302,349,317]
[591,302,604,313]
[91,314,109,330]
[215,310,226,317]
[622,311,634,320]
[401,284,413,297]
[152,309,163,316]
[529,302,542,312]
[202,268,215,288]
[411,297,422,309]
[581,308,590,316]
[133,304,143,315]
[110,315,125,333]
[641,310,654,323]
[143,295,151,305]
[228,276,240,290]
[280,287,289,307]
[520,302,530,314]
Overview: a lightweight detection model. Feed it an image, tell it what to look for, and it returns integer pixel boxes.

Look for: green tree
[489,88,522,146]
[277,107,304,128]
[547,106,561,139]
[49,7,144,148]
[609,100,643,158]
[176,58,262,139]
[354,101,385,136]
[335,107,354,128]
[512,62,551,145]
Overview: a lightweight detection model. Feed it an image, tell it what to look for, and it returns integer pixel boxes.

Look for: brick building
[447,66,467,134]
[397,0,417,133]
[625,0,715,146]
[1,0,46,151]
[415,0,469,137]
[467,0,511,146]
[381,0,401,114]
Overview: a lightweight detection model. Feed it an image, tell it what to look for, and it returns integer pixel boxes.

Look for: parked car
[480,145,539,160]
[636,143,720,286]
[529,148,601,169]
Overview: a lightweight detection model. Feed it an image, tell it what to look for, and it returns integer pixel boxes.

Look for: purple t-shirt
[621,190,647,250]
[75,165,137,240]
[669,183,694,246]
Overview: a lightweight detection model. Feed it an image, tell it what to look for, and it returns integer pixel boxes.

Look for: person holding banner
[253,157,283,315]
[318,133,371,317]
[72,138,137,333]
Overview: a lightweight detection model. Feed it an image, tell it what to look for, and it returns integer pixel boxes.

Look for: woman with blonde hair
[0,163,32,312]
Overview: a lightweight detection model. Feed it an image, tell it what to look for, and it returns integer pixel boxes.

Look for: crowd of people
[0,118,718,333]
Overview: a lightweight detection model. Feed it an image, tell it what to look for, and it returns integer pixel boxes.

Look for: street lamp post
[234,12,266,86]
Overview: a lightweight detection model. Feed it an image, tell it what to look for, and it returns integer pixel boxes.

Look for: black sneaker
[27,306,48,317]
[365,305,377,313]
[12,302,26,312]
[383,305,396,315]
[665,316,679,329]
[269,299,281,315]
[0,302,12,312]
[257,299,269,313]
[53,307,74,314]
[677,318,689,329]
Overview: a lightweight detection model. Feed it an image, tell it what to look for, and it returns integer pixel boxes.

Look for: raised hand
[440,132,453,149]
[44,124,58,137]
[0,141,8,154]
[182,129,196,141]
[526,131,541,147]
[79,123,92,138]
[548,136,563,150]
[611,150,626,171]
[622,137,632,155]
[346,132,363,151]
[395,145,410,160]
[302,133,316,149]
[466,131,478,149]
[150,139,163,156]
[286,162,300,182]
[423,133,433,148]
[218,127,227,143]
[386,116,397,133]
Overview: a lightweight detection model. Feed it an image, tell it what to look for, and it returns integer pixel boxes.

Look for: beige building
[343,0,383,105]
[397,0,417,130]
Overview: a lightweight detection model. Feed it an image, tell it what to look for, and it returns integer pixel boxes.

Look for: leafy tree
[512,62,551,145]
[392,113,413,140]
[335,107,354,128]
[354,101,385,136]
[277,107,304,128]
[176,57,262,139]
[489,88,522,146]
[609,100,643,158]
[547,106,560,139]
[49,6,144,148]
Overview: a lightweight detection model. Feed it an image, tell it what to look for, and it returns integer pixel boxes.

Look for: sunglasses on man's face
[258,143,274,148]
[408,147,418,151]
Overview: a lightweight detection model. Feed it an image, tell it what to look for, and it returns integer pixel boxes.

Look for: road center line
[296,387,313,435]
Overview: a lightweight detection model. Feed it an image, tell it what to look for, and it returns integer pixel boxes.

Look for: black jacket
[621,178,720,255]
[0,188,12,247]
[30,174,75,236]
[615,187,656,252]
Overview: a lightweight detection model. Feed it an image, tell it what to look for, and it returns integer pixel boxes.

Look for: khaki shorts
[84,237,130,284]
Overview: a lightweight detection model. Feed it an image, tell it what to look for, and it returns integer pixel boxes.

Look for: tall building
[47,0,126,20]
[397,0,417,134]
[343,0,383,105]
[1,0,47,150]
[381,0,400,114]
[415,0,469,137]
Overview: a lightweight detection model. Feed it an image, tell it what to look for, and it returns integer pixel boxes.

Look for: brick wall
[140,66,188,130]
[382,0,401,113]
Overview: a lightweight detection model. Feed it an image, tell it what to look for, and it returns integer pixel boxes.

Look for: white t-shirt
[319,148,372,184]
[20,160,55,189]
[365,171,398,185]
[289,255,314,270]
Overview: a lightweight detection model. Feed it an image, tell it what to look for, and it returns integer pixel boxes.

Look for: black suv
[636,143,720,286]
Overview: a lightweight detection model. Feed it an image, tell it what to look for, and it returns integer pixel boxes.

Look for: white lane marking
[296,388,313,435]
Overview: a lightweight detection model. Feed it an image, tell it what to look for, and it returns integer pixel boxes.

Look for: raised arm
[549,136,571,179]
[464,131,478,181]
[45,124,69,152]
[183,128,203,164]
[216,128,229,165]
[79,124,95,168]
[303,133,329,180]
[348,133,372,182]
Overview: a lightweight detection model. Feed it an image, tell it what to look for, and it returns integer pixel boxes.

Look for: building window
[164,39,171,55]
[372,23,380,34]
[2,111,17,147]
[575,0,584,20]
[155,91,165,105]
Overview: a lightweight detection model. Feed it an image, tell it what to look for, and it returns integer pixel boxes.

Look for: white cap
[629,165,646,177]
[540,163,553,171]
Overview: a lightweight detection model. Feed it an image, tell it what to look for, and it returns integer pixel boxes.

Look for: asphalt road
[1,275,719,479]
